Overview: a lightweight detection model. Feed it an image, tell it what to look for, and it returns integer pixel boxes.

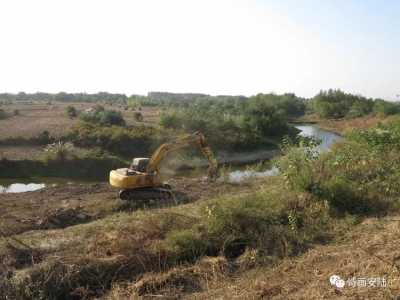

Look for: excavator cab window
[130,158,150,172]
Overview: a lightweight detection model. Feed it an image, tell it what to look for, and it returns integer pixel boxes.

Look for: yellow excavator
[109,132,220,199]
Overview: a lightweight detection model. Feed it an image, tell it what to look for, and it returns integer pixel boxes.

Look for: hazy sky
[1,0,399,99]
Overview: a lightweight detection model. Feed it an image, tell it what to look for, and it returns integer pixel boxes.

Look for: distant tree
[313,89,374,118]
[373,99,400,116]
[79,104,105,123]
[54,92,74,102]
[66,105,77,118]
[17,91,29,100]
[99,110,126,126]
[133,112,143,122]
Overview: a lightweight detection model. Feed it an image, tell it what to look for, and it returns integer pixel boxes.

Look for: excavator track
[118,185,172,200]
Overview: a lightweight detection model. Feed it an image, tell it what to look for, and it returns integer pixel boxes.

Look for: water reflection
[295,125,342,151]
[0,177,101,194]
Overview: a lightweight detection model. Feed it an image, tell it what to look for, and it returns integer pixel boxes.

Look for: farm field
[0,102,160,160]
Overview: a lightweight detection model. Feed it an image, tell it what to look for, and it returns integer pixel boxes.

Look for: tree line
[2,89,399,119]
[307,89,400,118]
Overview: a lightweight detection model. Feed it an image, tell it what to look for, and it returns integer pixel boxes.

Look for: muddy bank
[0,179,252,237]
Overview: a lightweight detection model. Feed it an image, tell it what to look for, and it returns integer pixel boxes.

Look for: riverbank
[296,114,389,136]
[3,115,400,299]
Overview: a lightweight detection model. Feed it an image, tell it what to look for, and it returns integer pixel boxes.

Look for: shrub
[38,131,51,143]
[99,110,126,126]
[12,109,19,116]
[79,104,126,126]
[43,141,76,164]
[322,177,370,215]
[83,146,108,158]
[62,122,162,156]
[66,105,77,118]
[133,112,143,122]
[272,135,321,189]
[0,108,7,119]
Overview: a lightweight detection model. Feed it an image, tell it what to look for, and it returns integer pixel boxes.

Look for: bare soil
[2,179,400,299]
[0,103,161,140]
[0,179,249,237]
[0,146,45,160]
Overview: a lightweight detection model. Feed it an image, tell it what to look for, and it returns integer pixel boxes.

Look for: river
[0,126,342,193]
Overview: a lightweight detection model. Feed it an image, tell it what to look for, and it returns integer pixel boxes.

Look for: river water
[0,126,342,193]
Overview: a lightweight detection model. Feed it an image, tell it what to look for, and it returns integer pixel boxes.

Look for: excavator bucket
[207,166,220,182]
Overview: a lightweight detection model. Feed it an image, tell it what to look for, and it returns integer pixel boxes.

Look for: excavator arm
[147,132,219,181]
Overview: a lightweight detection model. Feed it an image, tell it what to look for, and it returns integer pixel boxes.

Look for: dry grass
[0,103,161,141]
[0,103,161,160]
[298,114,391,136]
[2,174,400,299]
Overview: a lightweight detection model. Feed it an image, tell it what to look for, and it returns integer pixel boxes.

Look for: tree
[17,91,29,101]
[79,104,105,123]
[66,105,77,118]
[133,112,143,122]
[99,110,126,126]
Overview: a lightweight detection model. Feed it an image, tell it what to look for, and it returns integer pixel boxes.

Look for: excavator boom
[147,132,219,180]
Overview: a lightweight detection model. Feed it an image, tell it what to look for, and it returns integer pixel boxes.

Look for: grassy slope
[2,175,400,299]
[3,113,400,299]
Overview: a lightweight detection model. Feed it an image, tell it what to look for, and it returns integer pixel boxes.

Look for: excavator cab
[130,158,150,172]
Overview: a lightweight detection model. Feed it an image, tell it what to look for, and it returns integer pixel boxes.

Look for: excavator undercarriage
[118,185,172,200]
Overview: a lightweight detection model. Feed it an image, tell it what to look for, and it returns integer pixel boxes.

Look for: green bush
[79,104,126,126]
[272,135,321,188]
[0,108,7,119]
[42,142,76,165]
[322,177,370,215]
[37,131,51,143]
[66,105,76,118]
[79,104,105,123]
[12,109,19,116]
[99,110,126,126]
[83,146,108,158]
[62,122,162,156]
[133,112,143,122]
